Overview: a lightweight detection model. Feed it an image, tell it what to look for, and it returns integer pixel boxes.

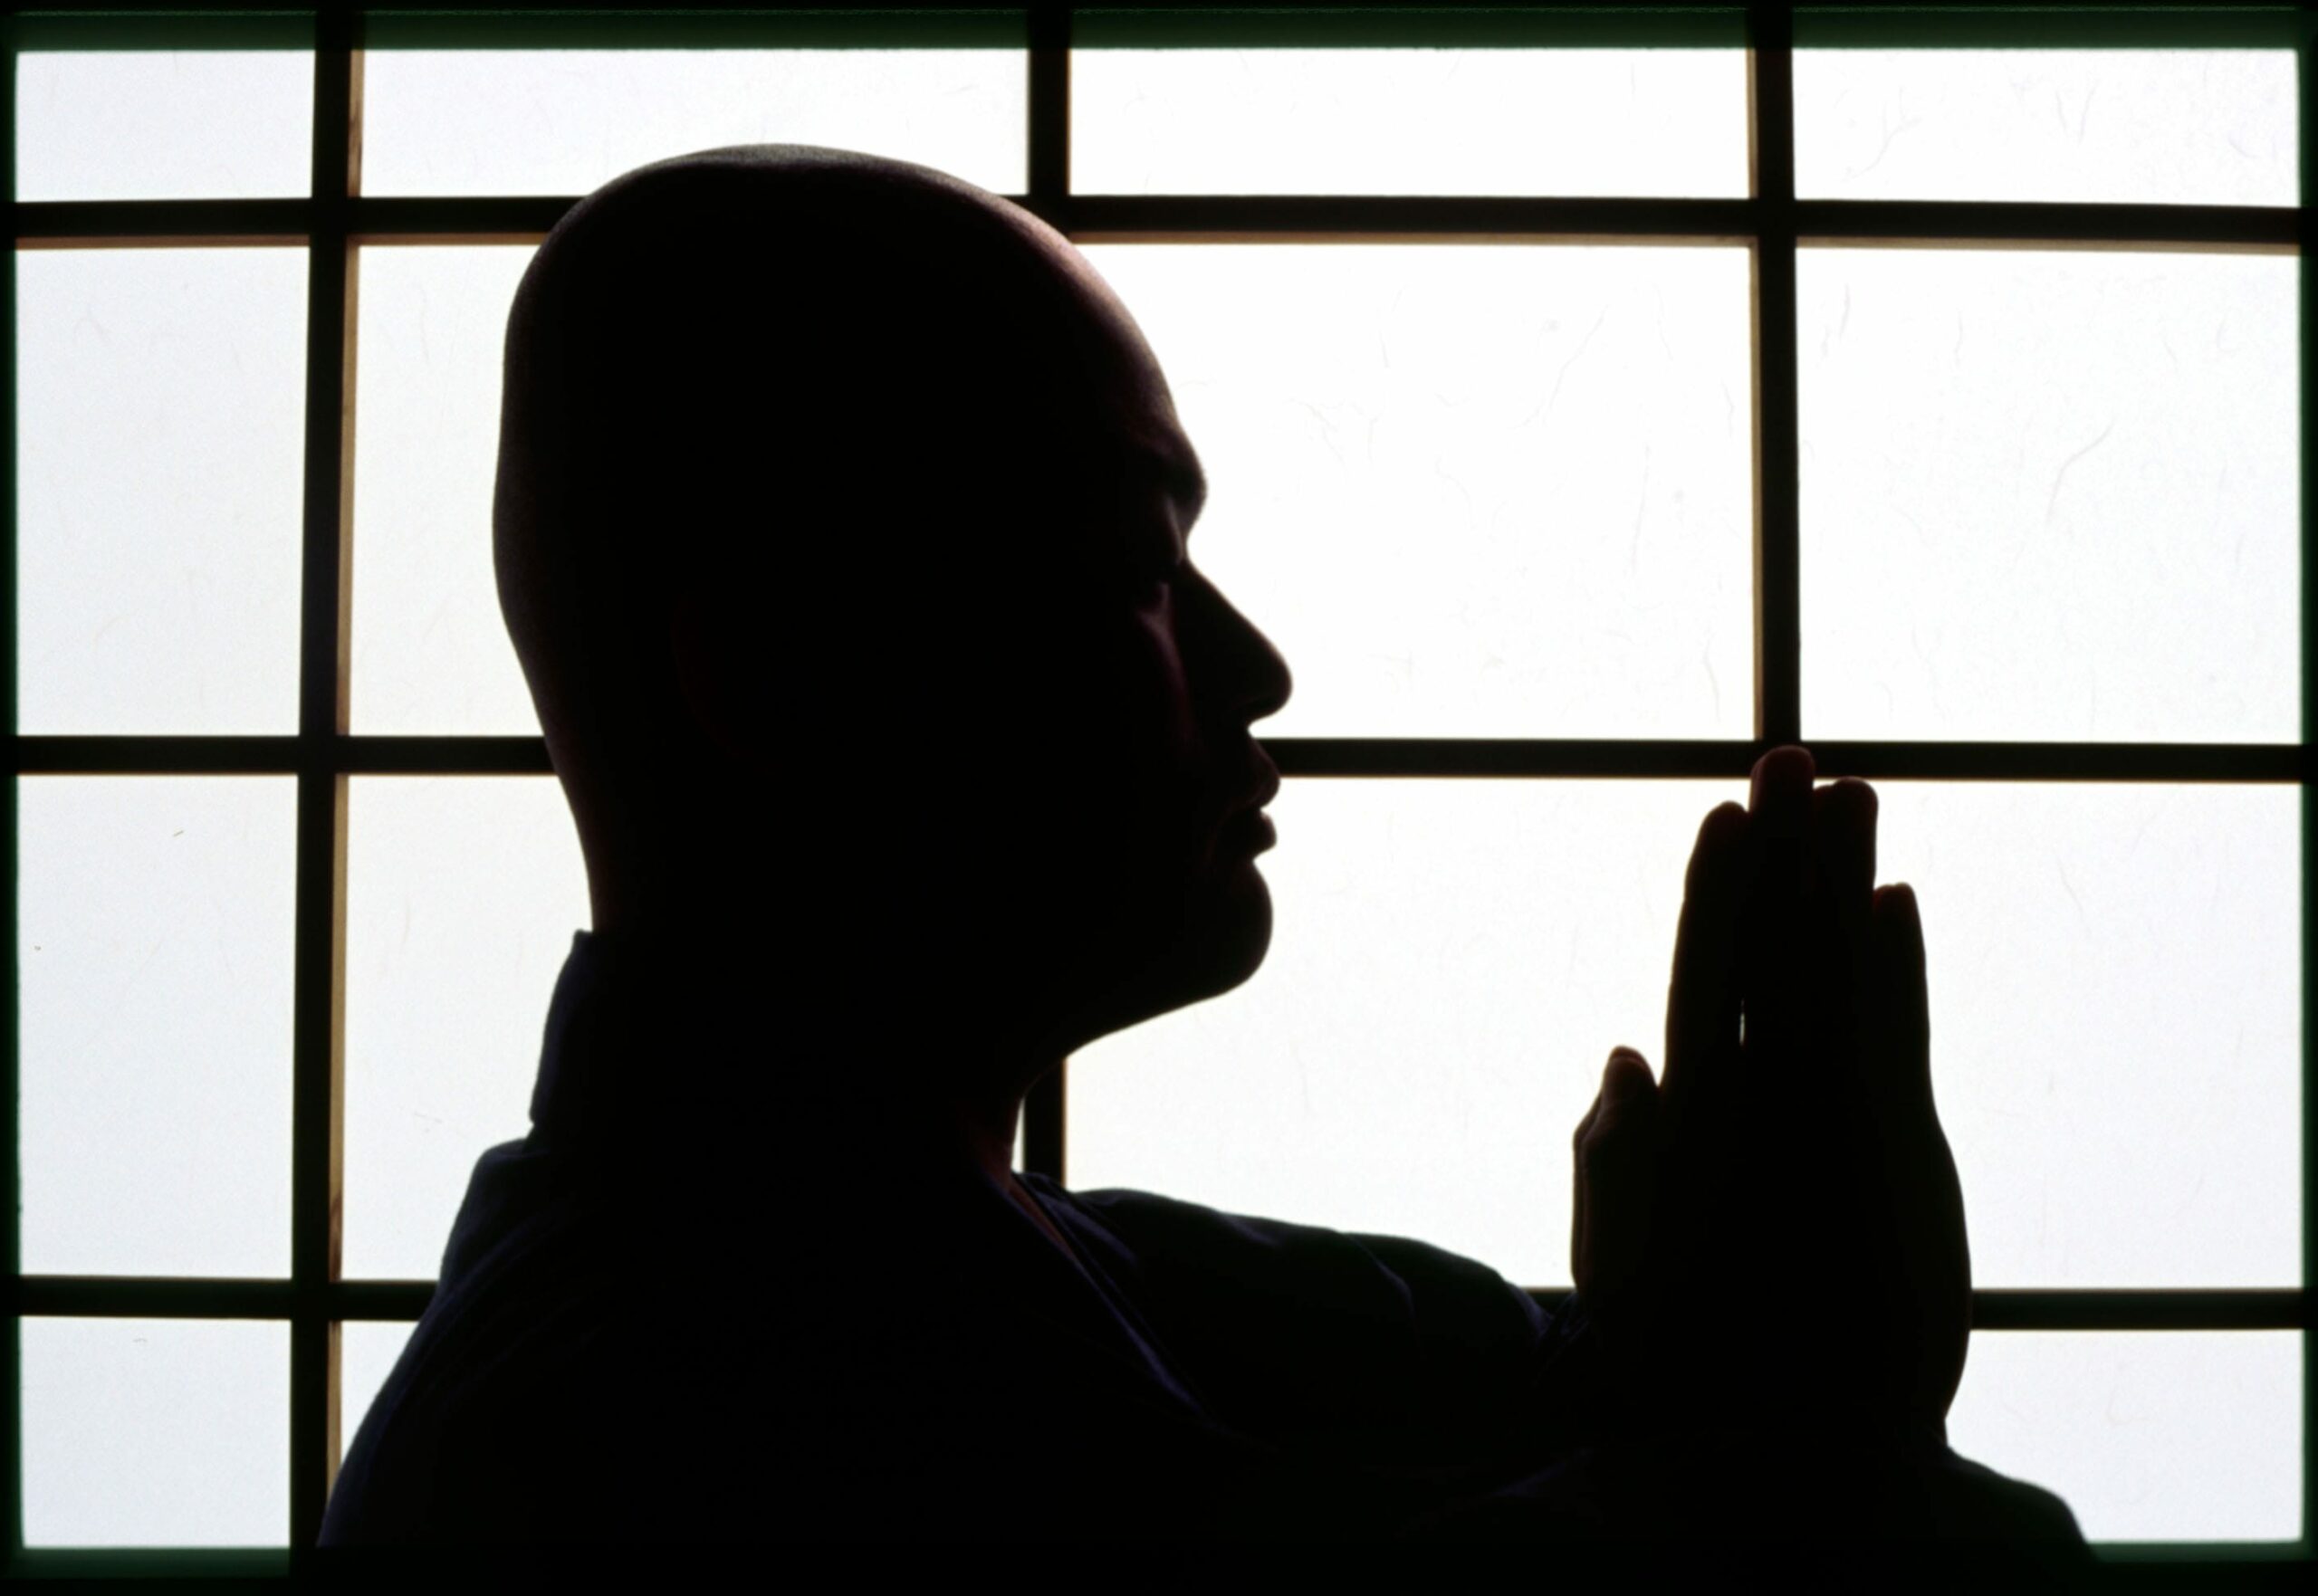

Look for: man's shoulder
[1039,1179,1522,1294]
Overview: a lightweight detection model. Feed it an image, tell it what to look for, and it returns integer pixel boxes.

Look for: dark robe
[315,930,2091,1582]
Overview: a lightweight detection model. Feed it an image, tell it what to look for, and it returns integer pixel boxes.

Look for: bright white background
[1799,245,2299,742]
[1073,47,1748,196]
[1792,49,2299,207]
[359,48,1028,198]
[16,248,309,735]
[12,35,2306,1550]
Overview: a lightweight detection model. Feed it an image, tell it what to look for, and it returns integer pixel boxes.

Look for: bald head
[495,147,1154,890]
[494,143,1290,1072]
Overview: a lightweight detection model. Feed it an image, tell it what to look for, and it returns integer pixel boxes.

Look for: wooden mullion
[289,13,357,1556]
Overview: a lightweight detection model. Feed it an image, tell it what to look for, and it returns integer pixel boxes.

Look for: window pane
[22,1317,289,1547]
[16,247,308,735]
[350,244,541,735]
[359,48,1028,197]
[1799,247,2298,743]
[14,51,314,201]
[1080,244,1754,739]
[1949,1333,2301,1543]
[1068,779,2299,1291]
[17,778,296,1278]
[1795,50,2297,207]
[1876,783,2298,1289]
[1073,49,1748,196]
[342,778,589,1280]
[339,1320,418,1467]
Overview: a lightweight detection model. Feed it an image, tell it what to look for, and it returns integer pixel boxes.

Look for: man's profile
[316,146,2090,1576]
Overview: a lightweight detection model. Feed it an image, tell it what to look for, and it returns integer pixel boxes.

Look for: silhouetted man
[317,147,2090,1580]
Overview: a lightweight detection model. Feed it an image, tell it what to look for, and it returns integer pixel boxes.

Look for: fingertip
[1689,801,1750,887]
[1750,744,1815,800]
[1814,776,1878,824]
[1605,1046,1653,1092]
[1750,746,1815,837]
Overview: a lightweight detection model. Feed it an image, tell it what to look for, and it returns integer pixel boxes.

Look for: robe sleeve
[1054,1184,1609,1475]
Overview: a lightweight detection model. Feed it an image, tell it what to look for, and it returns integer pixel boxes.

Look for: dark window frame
[3,1,2310,1574]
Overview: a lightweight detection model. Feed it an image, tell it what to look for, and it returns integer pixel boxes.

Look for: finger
[1580,1046,1659,1148]
[1810,778,1878,939]
[1870,882,1932,1107]
[1574,1047,1661,1302]
[1604,1045,1659,1112]
[1809,778,1880,1055]
[1741,746,1815,1063]
[1662,801,1751,1116]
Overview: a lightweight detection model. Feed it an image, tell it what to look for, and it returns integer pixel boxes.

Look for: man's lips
[1229,754,1282,816]
[1221,807,1278,853]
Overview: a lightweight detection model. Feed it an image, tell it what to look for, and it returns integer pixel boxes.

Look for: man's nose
[1193,570,1292,728]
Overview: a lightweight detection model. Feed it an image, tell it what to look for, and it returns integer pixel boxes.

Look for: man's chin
[1184,855,1275,999]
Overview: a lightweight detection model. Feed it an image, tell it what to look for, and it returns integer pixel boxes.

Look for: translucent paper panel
[1081,244,1754,739]
[18,778,297,1277]
[17,247,309,734]
[342,779,589,1279]
[15,52,314,200]
[360,49,1028,196]
[1068,779,2298,1290]
[1799,248,2298,742]
[22,1318,289,1547]
[1881,783,2298,1286]
[339,1321,418,1467]
[1795,51,2297,206]
[351,245,541,734]
[1949,1333,2302,1543]
[1074,50,1748,196]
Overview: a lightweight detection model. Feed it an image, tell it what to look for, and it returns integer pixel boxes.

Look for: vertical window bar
[1020,4,1070,1185]
[2300,6,2316,1558]
[1748,4,1801,747]
[2,4,23,1566]
[291,12,357,1553]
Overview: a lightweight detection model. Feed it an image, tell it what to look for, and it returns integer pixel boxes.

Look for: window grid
[3,2,2311,1572]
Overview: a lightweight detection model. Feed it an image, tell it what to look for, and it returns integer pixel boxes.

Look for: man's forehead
[949,197,1208,521]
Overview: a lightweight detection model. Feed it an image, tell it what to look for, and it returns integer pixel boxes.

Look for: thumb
[1573,1047,1662,1305]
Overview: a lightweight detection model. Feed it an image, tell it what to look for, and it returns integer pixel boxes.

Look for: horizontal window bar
[16,196,2299,249]
[1269,741,2309,781]
[357,9,1031,52]
[7,9,1031,53]
[1526,1287,2308,1330]
[11,1276,435,1320]
[9,13,317,52]
[6,1550,294,1582]
[1060,197,2301,247]
[1792,7,2303,52]
[12,737,2304,782]
[5,1545,2294,1580]
[1073,6,1751,50]
[16,1275,2303,1331]
[12,736,553,776]
[9,5,2295,57]
[1964,1290,2307,1332]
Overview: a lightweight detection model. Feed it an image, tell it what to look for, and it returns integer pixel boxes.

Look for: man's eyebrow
[1135,446,1208,522]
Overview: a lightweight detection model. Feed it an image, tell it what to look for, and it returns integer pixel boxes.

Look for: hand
[1571,746,1970,1442]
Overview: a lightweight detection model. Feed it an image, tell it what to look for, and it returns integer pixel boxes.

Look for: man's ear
[667,584,752,770]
